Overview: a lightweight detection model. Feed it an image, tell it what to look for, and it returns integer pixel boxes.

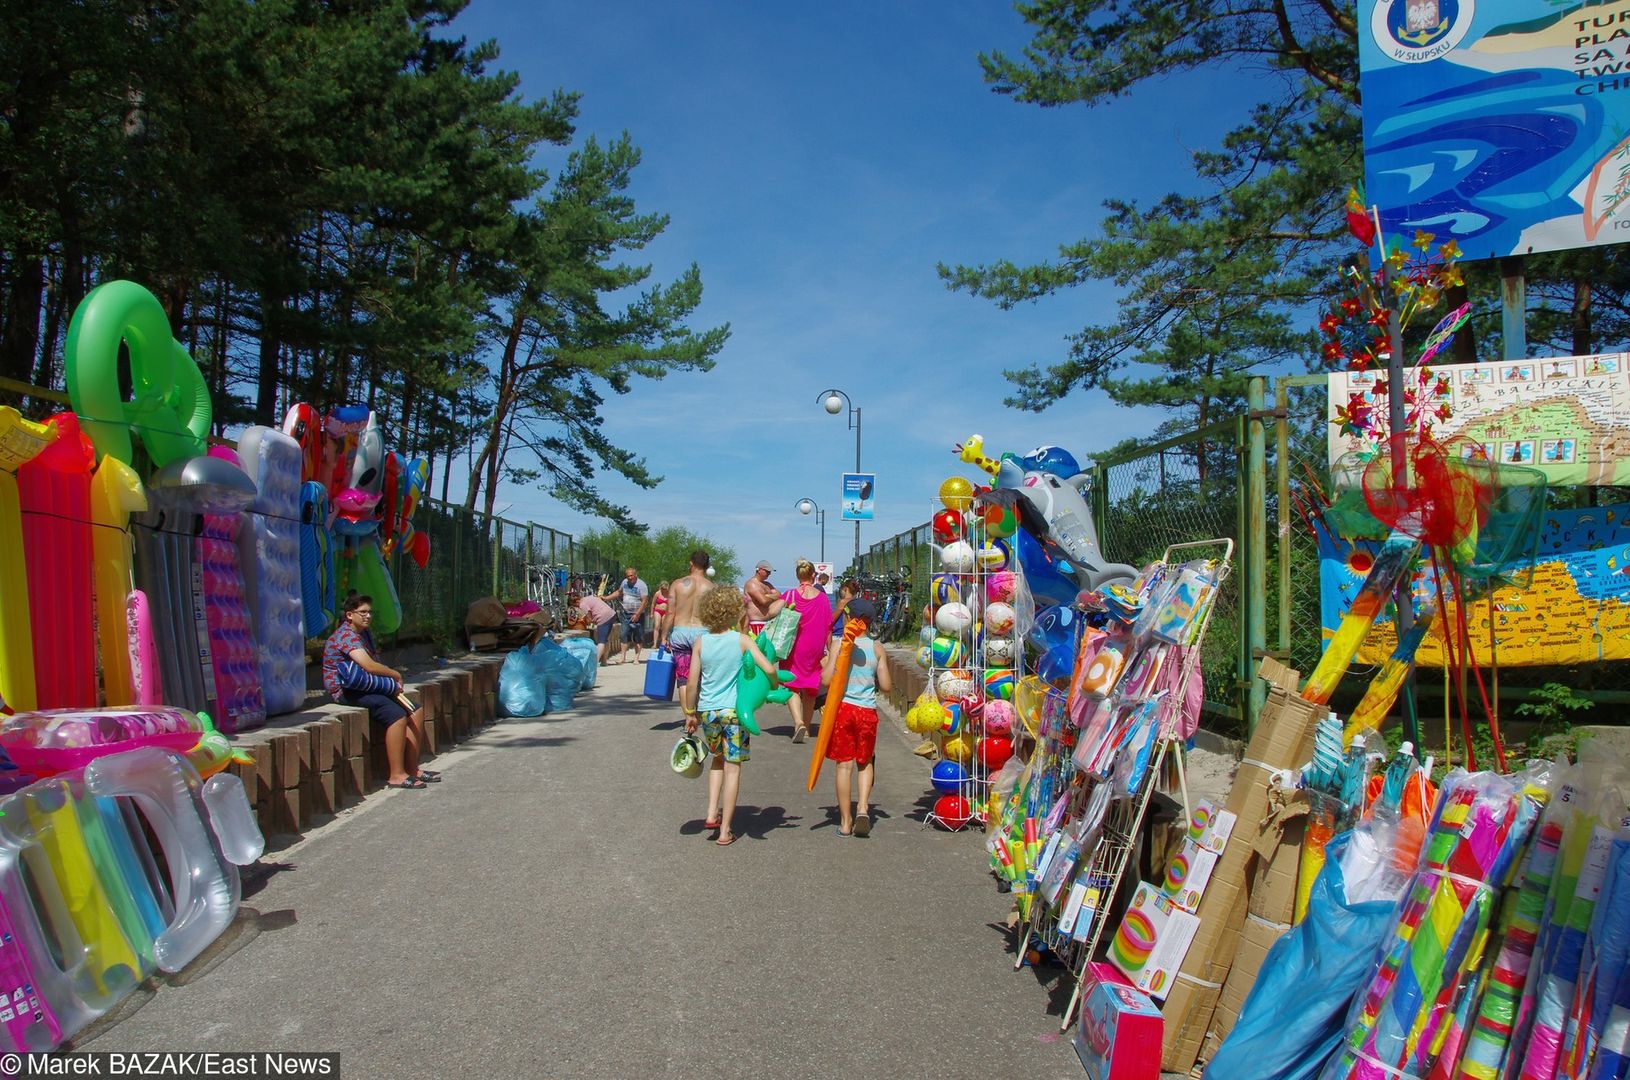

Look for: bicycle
[525,563,572,630]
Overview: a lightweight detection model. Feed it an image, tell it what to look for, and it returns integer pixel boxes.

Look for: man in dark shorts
[323,594,437,790]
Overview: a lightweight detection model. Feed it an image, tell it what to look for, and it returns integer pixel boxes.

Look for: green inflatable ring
[65,280,211,467]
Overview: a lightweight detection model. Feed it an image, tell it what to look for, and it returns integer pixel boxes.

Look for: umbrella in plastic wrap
[1565,835,1630,1077]
[1450,819,1561,1079]
[1515,807,1615,1080]
[1322,771,1542,1079]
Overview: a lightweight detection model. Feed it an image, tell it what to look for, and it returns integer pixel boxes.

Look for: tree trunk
[463,309,526,511]
[37,254,66,391]
[255,287,283,427]
[1447,283,1476,363]
[4,256,45,387]
[1572,278,1592,357]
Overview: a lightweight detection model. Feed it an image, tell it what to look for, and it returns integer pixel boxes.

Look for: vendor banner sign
[1317,504,1630,666]
[1327,355,1630,485]
[1360,0,1630,259]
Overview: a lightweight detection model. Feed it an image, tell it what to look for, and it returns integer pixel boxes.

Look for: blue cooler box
[644,648,677,700]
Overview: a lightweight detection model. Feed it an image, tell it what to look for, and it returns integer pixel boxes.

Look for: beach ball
[937,668,976,702]
[931,760,969,794]
[980,501,1018,538]
[939,540,976,573]
[915,646,933,670]
[930,634,965,668]
[908,697,948,734]
[983,699,1016,736]
[985,569,1016,603]
[941,701,964,735]
[930,573,962,606]
[983,668,1014,701]
[933,794,972,830]
[985,601,1015,635]
[932,508,965,543]
[919,624,937,646]
[942,733,973,764]
[935,601,973,636]
[977,735,1014,771]
[983,637,1016,668]
[979,539,1013,571]
[939,476,975,511]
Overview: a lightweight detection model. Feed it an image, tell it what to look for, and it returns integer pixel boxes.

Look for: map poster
[1327,355,1630,485]
[1318,504,1630,666]
[1359,0,1630,260]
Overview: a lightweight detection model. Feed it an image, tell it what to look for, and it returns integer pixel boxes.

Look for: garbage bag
[1205,833,1397,1080]
[559,636,597,690]
[498,645,549,717]
[535,637,581,713]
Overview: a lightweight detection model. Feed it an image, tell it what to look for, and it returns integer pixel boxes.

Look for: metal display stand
[920,508,1003,832]
[1000,539,1233,1033]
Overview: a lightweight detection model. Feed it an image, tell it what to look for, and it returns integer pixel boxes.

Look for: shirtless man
[661,549,716,688]
[742,560,785,635]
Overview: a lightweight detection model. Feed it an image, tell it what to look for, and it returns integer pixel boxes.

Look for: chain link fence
[390,498,620,645]
[1093,419,1248,733]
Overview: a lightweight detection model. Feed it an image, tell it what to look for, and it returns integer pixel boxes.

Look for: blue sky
[447,2,1256,583]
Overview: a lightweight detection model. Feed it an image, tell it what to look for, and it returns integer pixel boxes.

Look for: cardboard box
[1160,976,1222,1073]
[1158,657,1322,1073]
[1206,913,1291,1057]
[1074,967,1163,1080]
[468,631,499,651]
[1110,882,1200,1001]
[1161,838,1221,914]
[1246,805,1307,923]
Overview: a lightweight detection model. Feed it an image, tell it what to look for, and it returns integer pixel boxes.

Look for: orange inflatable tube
[808,618,864,791]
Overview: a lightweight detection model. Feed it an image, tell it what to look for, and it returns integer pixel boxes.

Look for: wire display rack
[999,538,1234,1032]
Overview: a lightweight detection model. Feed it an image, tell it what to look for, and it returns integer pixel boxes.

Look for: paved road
[84,660,1084,1080]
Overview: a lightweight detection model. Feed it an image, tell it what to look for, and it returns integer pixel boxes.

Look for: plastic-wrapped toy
[736,632,793,736]
[0,708,205,777]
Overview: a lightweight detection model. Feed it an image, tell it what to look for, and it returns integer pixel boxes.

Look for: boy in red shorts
[820,599,893,837]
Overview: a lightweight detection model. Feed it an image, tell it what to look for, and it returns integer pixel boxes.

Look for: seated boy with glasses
[322,593,438,790]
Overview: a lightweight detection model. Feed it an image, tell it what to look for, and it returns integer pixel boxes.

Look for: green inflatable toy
[735,631,793,736]
[65,280,211,467]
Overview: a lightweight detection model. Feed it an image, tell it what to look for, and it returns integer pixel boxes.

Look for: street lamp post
[816,388,861,562]
[794,498,826,562]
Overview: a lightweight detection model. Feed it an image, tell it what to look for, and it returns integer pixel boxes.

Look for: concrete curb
[226,652,507,845]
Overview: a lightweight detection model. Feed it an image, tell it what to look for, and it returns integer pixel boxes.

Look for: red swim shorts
[824,701,879,764]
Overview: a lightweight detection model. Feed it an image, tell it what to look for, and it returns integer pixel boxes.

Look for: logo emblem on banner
[1372,0,1473,61]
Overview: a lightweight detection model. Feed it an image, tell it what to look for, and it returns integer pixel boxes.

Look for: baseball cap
[755,560,774,572]
[846,598,877,623]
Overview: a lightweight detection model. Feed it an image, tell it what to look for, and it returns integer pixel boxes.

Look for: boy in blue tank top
[821,599,893,837]
[683,585,779,847]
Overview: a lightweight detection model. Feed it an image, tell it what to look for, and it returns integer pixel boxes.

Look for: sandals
[854,813,872,838]
[702,818,721,830]
[385,777,428,790]
[792,727,808,744]
[716,833,738,846]
[415,770,442,783]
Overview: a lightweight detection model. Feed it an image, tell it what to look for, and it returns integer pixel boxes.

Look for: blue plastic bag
[559,637,597,690]
[498,645,549,717]
[535,637,581,714]
[1205,833,1395,1080]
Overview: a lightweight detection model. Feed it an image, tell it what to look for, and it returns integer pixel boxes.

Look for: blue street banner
[1360,1,1630,260]
[841,473,875,521]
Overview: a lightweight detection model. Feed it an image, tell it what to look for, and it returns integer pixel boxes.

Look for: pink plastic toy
[0,708,203,776]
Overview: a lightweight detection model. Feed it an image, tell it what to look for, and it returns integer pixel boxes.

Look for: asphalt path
[83,659,1085,1080]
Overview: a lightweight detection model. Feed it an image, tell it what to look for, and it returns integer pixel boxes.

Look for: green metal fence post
[1246,376,1268,737]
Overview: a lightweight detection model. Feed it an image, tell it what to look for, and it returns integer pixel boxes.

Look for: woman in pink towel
[780,559,834,742]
